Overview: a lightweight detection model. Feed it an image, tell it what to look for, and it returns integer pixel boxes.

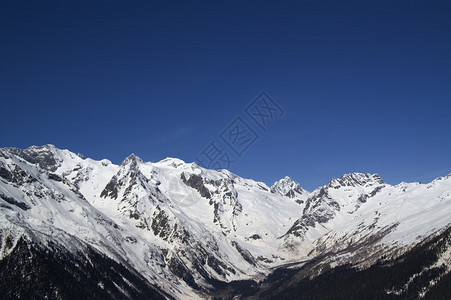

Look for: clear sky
[1,1,450,190]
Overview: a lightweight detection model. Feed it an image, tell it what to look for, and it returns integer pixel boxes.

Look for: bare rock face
[7,145,62,172]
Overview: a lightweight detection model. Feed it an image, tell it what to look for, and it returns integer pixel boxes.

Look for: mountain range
[1,145,450,299]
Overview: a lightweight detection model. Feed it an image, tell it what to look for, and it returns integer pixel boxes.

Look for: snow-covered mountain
[1,145,451,299]
[271,176,308,204]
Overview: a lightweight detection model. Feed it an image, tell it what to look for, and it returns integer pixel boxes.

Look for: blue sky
[1,1,450,190]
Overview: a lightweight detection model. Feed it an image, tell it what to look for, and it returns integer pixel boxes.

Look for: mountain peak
[327,172,384,189]
[31,144,57,150]
[271,176,307,198]
[156,157,187,168]
[121,153,144,166]
[6,144,62,172]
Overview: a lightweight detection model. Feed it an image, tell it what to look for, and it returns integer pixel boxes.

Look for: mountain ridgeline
[0,145,450,299]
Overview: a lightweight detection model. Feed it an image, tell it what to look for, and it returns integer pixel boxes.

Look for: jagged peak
[28,144,57,150]
[327,172,384,189]
[121,153,144,167]
[7,144,58,155]
[271,176,306,197]
[4,144,63,172]
[272,176,296,187]
[282,176,296,183]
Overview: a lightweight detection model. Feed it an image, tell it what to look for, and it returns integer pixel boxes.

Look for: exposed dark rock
[167,255,199,290]
[206,252,234,276]
[285,190,296,198]
[0,193,30,211]
[257,183,268,191]
[0,150,8,159]
[231,241,257,266]
[129,211,140,220]
[151,207,172,239]
[303,187,329,213]
[0,166,13,182]
[181,173,211,199]
[0,164,34,185]
[250,234,261,240]
[125,236,137,244]
[257,256,274,263]
[8,145,61,172]
[48,173,63,182]
[285,187,340,237]
[370,186,384,197]
[100,176,119,199]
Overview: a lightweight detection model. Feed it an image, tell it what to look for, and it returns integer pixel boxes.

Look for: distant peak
[121,153,144,167]
[271,176,307,198]
[273,175,298,185]
[327,173,384,188]
[37,144,56,149]
[4,144,62,172]
[157,157,186,167]
[282,176,295,182]
[127,153,137,159]
[24,144,58,153]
